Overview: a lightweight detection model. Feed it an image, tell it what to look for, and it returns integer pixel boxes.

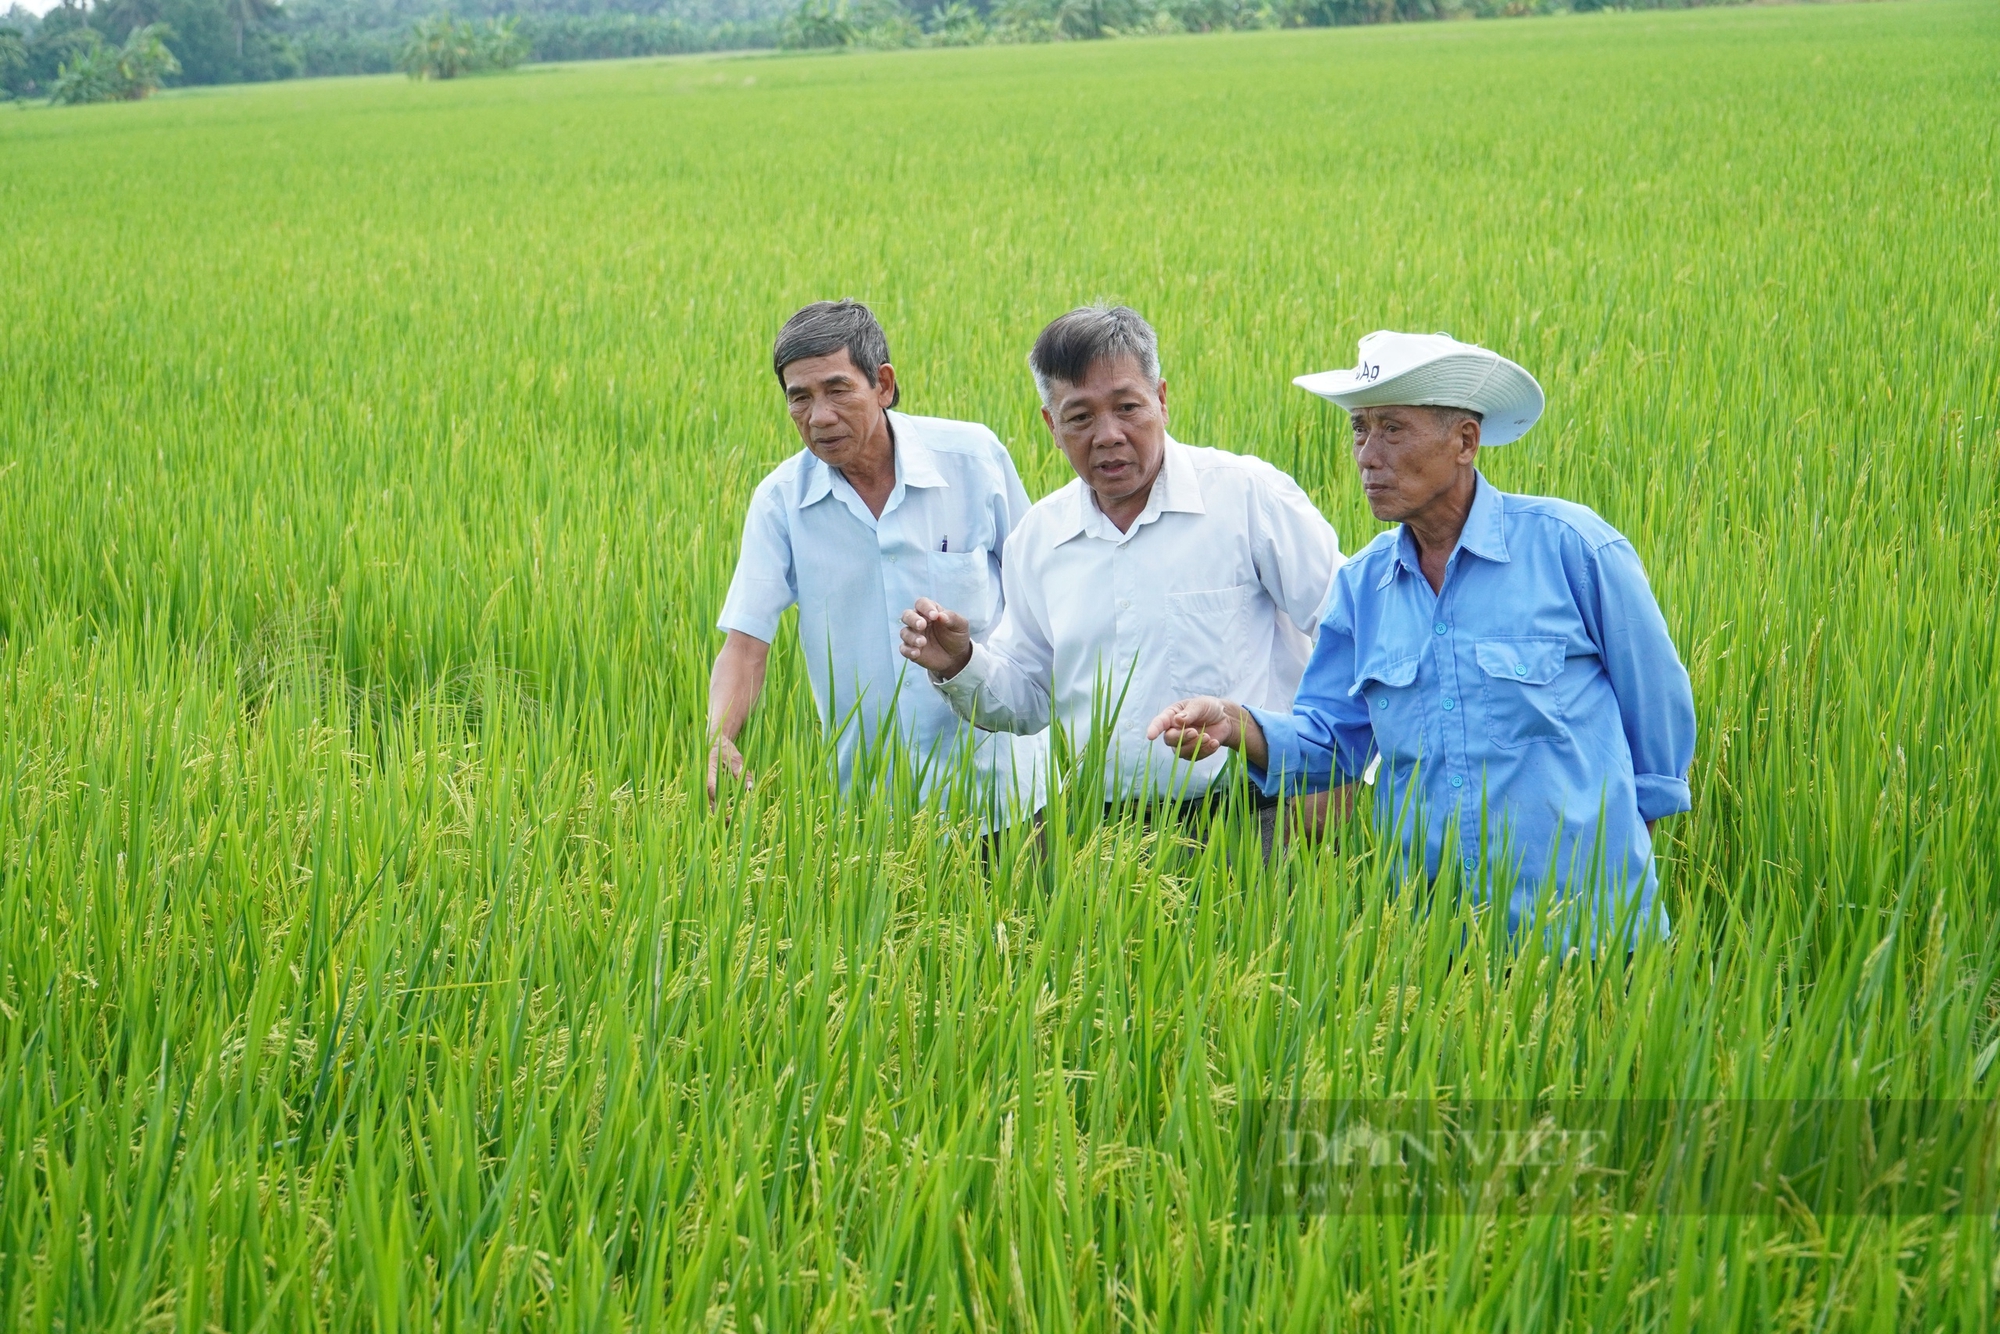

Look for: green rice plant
[0,0,1996,1328]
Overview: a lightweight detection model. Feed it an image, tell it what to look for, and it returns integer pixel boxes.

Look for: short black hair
[772,299,898,408]
[1027,305,1159,405]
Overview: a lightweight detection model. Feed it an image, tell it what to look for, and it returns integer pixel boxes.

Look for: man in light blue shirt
[1148,331,1695,939]
[709,300,1045,816]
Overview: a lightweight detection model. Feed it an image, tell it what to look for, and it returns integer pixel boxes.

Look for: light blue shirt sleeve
[1244,583,1375,796]
[988,435,1033,606]
[996,440,1033,533]
[1579,537,1696,821]
[717,480,796,643]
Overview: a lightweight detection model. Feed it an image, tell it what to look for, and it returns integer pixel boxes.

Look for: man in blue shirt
[709,300,1046,820]
[1147,331,1695,940]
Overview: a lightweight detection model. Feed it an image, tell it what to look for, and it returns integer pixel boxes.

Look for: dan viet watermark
[1239,1100,1998,1216]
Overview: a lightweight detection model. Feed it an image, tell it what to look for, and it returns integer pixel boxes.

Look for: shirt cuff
[1243,704,1308,798]
[717,614,778,642]
[717,575,793,644]
[1634,773,1692,822]
[931,643,990,718]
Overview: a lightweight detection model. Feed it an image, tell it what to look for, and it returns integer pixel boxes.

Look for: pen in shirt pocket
[940,536,948,552]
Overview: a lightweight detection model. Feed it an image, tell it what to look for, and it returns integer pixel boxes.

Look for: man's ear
[1457,416,1481,464]
[874,363,898,408]
[1156,377,1169,423]
[1040,404,1056,435]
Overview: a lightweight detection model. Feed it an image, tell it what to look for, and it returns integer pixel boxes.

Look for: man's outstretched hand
[1147,696,1238,761]
[1147,696,1268,770]
[899,598,974,678]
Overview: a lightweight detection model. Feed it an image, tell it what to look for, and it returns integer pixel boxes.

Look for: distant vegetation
[396,10,526,75]
[43,18,178,100]
[3,0,1751,98]
[2,0,789,91]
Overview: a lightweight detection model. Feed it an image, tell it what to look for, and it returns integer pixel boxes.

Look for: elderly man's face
[1042,355,1168,514]
[783,350,896,471]
[1350,405,1480,522]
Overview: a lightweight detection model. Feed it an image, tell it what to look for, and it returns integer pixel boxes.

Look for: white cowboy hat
[1292,330,1545,446]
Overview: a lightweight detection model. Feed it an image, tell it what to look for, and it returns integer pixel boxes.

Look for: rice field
[2,0,1997,1327]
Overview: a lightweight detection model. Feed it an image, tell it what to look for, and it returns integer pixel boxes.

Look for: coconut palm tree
[399,13,475,79]
[222,0,279,60]
[97,0,162,42]
[48,21,178,103]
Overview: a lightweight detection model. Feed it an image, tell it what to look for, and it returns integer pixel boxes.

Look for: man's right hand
[706,629,770,808]
[1147,696,1270,771]
[707,734,751,805]
[898,597,974,679]
[1147,696,1240,761]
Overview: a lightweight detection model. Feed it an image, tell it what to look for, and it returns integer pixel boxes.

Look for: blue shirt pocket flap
[1348,655,1420,696]
[1475,637,1565,686]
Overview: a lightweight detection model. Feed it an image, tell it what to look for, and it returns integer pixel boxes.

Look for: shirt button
[1434,624,1447,635]
[1117,599,1131,610]
[1441,697,1455,711]
[1514,664,1527,676]
[1451,775,1464,788]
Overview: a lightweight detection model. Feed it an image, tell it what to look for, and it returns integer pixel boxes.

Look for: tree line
[3,0,1742,100]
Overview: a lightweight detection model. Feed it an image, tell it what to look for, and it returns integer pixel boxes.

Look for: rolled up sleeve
[717,481,795,642]
[1587,539,1696,821]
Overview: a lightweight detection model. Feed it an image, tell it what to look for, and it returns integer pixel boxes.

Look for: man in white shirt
[896,304,1341,821]
[709,300,1045,818]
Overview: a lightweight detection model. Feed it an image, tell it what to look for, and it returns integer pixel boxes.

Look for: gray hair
[773,299,898,408]
[1028,304,1160,406]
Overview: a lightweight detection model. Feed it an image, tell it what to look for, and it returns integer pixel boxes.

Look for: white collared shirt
[934,437,1342,801]
[719,410,1046,811]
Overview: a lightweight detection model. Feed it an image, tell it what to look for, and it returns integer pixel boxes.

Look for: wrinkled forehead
[1047,354,1158,407]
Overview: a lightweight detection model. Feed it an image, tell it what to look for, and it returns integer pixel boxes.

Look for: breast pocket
[927,551,996,635]
[1166,584,1254,696]
[1475,637,1569,749]
[1349,655,1423,762]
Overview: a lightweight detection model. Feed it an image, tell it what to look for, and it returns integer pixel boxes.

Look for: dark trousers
[985,786,1281,875]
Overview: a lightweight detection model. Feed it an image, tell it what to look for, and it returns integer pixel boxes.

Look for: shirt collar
[888,412,949,491]
[794,410,944,510]
[799,454,835,509]
[1152,436,1206,516]
[1379,471,1509,589]
[1458,471,1509,563]
[1049,435,1203,548]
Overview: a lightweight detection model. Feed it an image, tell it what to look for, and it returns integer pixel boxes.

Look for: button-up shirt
[719,410,1047,810]
[935,438,1341,801]
[1249,473,1695,938]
